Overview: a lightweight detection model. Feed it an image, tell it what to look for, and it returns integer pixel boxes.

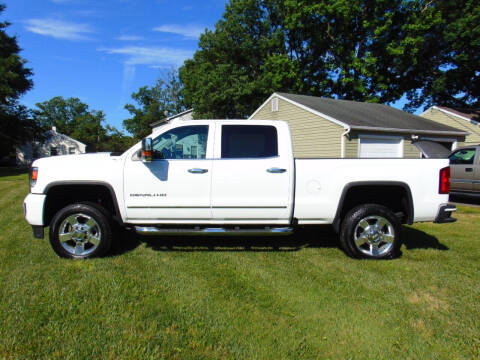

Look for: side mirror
[141,137,153,162]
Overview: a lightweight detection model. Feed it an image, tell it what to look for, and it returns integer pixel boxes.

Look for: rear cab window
[221,125,278,158]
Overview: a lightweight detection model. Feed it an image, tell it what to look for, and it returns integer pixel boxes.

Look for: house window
[50,147,58,156]
[68,147,76,154]
[271,97,278,112]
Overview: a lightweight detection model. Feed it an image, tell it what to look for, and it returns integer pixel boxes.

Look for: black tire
[339,204,401,259]
[49,203,113,259]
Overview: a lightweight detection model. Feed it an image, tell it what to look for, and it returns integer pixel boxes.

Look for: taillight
[30,167,38,188]
[439,166,450,194]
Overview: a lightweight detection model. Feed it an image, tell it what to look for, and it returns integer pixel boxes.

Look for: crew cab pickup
[24,120,456,259]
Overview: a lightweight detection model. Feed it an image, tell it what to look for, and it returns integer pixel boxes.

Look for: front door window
[152,125,208,160]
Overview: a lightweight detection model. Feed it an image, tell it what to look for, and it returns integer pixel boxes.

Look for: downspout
[341,127,351,158]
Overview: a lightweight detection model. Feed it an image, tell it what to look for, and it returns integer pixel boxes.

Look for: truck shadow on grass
[110,225,448,255]
[402,227,449,251]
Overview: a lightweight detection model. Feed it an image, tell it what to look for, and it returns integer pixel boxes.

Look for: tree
[34,96,90,134]
[102,125,135,153]
[35,97,119,152]
[34,96,134,153]
[180,0,295,119]
[0,3,38,158]
[123,69,186,140]
[405,0,480,110]
[34,96,105,152]
[0,102,43,159]
[180,0,479,118]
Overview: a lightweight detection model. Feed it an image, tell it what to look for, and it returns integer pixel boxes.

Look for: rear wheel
[49,203,112,259]
[340,204,401,259]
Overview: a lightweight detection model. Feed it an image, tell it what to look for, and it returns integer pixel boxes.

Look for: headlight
[29,167,38,188]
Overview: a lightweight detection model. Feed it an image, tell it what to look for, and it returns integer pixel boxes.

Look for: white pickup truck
[24,120,456,260]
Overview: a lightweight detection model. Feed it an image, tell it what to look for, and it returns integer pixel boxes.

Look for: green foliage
[180,0,479,118]
[34,96,133,153]
[103,125,135,153]
[180,0,294,119]
[0,4,38,158]
[405,0,480,110]
[123,69,186,140]
[34,96,106,152]
[0,4,32,106]
[0,102,44,159]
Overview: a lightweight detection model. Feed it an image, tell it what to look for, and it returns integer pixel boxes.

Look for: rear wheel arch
[332,181,414,232]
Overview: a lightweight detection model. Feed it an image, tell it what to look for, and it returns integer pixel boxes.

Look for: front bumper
[434,204,457,224]
[24,194,47,239]
[23,193,47,226]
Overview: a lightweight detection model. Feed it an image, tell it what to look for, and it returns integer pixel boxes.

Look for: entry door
[210,124,292,222]
[124,124,212,222]
[449,148,476,192]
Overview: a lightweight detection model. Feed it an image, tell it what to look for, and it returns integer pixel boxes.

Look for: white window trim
[357,134,404,158]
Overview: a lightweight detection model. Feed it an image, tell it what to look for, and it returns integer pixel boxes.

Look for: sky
[3,0,228,132]
[4,0,415,135]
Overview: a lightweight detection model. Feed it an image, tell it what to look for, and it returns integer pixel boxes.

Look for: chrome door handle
[267,167,286,173]
[188,168,208,174]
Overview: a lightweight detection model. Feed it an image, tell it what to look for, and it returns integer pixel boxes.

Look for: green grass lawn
[1,170,479,359]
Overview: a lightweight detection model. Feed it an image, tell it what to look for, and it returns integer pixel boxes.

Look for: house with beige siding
[421,106,480,147]
[249,93,468,158]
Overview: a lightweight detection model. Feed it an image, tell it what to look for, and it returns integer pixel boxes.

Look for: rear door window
[221,125,278,158]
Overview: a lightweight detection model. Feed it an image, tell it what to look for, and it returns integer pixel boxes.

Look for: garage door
[359,136,403,158]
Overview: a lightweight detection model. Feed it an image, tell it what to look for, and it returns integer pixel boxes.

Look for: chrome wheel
[58,213,102,256]
[353,215,395,257]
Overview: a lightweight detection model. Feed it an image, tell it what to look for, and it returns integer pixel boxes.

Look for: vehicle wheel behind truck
[49,203,112,259]
[340,204,401,259]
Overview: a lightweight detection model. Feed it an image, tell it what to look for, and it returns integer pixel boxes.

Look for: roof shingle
[276,93,468,136]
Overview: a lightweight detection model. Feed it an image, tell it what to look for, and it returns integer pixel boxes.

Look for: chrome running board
[135,226,293,236]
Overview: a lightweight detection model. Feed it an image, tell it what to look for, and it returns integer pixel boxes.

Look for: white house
[16,127,86,165]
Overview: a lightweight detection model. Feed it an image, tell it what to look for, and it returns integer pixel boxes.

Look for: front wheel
[339,204,401,259]
[49,203,112,259]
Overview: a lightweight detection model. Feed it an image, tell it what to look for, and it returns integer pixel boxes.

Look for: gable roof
[255,93,469,136]
[431,106,480,124]
[150,109,194,127]
[45,129,86,146]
